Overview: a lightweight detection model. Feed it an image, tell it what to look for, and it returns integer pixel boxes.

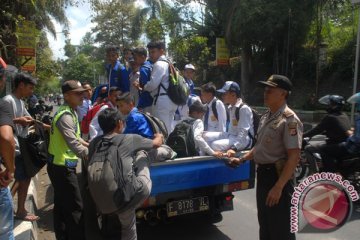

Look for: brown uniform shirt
[253,104,303,164]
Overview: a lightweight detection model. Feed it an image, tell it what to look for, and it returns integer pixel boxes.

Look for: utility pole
[351,0,360,125]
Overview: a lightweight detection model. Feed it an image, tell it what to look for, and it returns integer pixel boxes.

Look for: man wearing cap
[184,63,196,94]
[200,82,227,132]
[3,72,39,222]
[0,57,16,239]
[48,80,89,239]
[203,81,254,152]
[229,75,302,240]
[77,83,93,122]
[172,64,200,126]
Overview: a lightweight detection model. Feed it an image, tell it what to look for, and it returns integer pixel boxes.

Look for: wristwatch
[230,146,238,152]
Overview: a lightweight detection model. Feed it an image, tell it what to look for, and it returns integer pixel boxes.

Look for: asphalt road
[136,188,360,240]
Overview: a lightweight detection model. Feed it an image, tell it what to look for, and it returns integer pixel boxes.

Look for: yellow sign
[19,56,36,72]
[216,38,230,65]
[16,20,37,72]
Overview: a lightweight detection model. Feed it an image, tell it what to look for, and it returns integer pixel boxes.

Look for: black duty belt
[257,163,276,169]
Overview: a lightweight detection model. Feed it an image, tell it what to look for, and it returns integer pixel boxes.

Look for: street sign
[16,20,37,72]
[351,0,360,4]
[216,38,230,65]
[16,20,36,57]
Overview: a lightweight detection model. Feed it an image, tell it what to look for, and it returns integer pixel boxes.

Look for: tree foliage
[36,31,62,95]
[0,0,75,64]
[91,0,139,48]
[61,33,104,87]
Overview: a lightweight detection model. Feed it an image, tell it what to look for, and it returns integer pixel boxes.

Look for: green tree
[91,0,140,48]
[145,18,165,42]
[168,35,210,69]
[64,38,77,58]
[63,53,103,86]
[133,0,166,41]
[0,0,75,64]
[36,31,61,95]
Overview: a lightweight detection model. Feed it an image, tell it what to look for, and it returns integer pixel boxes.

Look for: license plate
[167,196,209,217]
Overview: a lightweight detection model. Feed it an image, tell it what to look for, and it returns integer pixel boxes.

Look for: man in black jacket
[303,95,351,171]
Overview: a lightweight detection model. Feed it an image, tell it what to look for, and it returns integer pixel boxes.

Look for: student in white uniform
[203,81,254,154]
[143,41,177,133]
[173,94,201,129]
[187,101,223,157]
[200,82,227,132]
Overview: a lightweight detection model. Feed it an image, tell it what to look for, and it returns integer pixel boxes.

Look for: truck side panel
[149,159,252,195]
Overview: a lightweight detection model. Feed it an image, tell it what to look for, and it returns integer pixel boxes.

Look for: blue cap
[217,81,240,94]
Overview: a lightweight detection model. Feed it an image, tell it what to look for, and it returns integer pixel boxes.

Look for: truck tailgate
[149,156,254,195]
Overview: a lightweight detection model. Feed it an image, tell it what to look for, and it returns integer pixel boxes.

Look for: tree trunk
[241,43,252,97]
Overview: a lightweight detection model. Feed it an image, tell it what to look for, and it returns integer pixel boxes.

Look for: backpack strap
[235,103,243,122]
[187,97,193,107]
[211,98,218,121]
[235,102,256,144]
[153,84,167,105]
[153,59,170,106]
[93,135,124,157]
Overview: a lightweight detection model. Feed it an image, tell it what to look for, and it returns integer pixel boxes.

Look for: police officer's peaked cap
[62,80,86,94]
[259,74,292,91]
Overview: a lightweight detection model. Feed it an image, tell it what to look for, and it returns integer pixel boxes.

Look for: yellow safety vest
[48,105,80,167]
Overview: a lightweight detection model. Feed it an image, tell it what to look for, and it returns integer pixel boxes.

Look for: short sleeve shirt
[0,99,14,164]
[253,104,303,164]
[0,99,14,128]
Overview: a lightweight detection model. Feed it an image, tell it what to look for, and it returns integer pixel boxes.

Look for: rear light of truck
[225,195,234,201]
[141,196,156,208]
[223,181,250,192]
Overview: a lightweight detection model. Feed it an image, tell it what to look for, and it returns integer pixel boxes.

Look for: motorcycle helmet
[318,94,345,112]
[347,92,360,104]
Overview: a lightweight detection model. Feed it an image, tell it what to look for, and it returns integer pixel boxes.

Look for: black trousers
[47,164,85,240]
[256,164,296,240]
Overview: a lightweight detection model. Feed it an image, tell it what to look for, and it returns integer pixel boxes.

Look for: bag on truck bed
[166,118,198,158]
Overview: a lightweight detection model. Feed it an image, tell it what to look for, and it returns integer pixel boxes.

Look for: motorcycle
[295,136,360,201]
[33,104,53,125]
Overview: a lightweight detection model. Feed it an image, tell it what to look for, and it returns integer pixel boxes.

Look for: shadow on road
[137,214,232,240]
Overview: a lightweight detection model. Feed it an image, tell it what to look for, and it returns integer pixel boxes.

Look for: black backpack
[140,111,168,141]
[211,98,220,120]
[155,59,190,105]
[229,103,261,145]
[166,118,198,158]
[18,122,49,178]
[87,135,136,214]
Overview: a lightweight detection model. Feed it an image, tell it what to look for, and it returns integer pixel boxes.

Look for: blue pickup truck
[136,154,255,225]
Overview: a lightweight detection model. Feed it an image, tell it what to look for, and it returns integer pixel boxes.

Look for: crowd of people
[5,38,360,240]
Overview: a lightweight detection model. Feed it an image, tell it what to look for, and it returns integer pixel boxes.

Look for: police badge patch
[288,122,297,136]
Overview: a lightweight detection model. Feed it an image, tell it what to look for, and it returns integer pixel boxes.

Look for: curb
[14,175,39,240]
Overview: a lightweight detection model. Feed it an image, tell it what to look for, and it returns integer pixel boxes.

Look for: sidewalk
[13,167,55,240]
[13,176,38,240]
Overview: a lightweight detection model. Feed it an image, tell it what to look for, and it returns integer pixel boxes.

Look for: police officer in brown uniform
[229,75,303,240]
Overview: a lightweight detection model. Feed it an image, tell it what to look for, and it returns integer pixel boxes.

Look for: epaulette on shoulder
[283,107,294,118]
